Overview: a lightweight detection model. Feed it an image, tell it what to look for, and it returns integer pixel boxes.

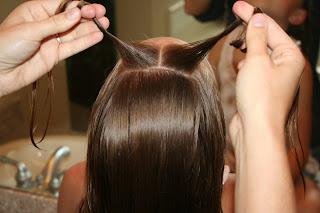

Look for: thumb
[29,7,81,42]
[246,13,268,58]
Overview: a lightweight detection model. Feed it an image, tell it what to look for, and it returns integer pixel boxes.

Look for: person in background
[208,0,320,212]
[185,0,320,168]
[185,0,236,25]
[185,0,319,69]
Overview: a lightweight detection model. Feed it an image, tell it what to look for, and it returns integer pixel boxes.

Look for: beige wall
[0,0,27,23]
[115,0,225,43]
[116,0,180,41]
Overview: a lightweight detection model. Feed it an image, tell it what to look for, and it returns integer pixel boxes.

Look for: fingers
[232,1,255,23]
[232,1,295,51]
[245,14,268,58]
[59,17,109,43]
[27,8,82,42]
[27,1,109,42]
[80,4,107,19]
[58,31,104,61]
[233,1,305,75]
[40,0,106,17]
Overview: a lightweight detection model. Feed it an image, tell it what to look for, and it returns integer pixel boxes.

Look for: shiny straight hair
[48,2,302,211]
[80,36,228,212]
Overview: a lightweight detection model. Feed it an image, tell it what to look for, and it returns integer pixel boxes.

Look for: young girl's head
[244,0,307,31]
[76,13,302,211]
[83,36,227,212]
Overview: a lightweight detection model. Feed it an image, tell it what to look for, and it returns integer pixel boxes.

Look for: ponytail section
[163,18,243,72]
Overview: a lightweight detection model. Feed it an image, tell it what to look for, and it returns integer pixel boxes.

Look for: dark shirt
[194,0,236,25]
[309,0,320,160]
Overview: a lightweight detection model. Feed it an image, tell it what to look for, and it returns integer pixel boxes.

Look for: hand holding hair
[229,1,304,213]
[0,0,109,98]
[232,2,305,129]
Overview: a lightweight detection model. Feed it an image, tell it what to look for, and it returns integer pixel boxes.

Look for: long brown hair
[81,35,228,211]
[50,2,303,211]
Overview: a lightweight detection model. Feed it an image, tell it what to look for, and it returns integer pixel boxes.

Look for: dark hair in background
[287,0,310,55]
[289,0,320,164]
[297,0,320,162]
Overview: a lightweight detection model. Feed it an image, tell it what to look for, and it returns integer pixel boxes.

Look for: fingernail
[252,14,265,27]
[67,8,80,20]
[222,165,230,185]
[240,42,246,50]
[238,60,245,69]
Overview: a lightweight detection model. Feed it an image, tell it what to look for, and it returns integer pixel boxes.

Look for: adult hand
[230,1,305,137]
[0,0,109,98]
[229,2,304,213]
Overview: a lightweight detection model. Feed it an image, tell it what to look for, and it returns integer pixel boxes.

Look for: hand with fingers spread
[0,0,109,98]
[229,1,305,213]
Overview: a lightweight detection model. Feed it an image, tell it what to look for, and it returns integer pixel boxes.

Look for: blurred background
[0,0,227,144]
[0,0,319,144]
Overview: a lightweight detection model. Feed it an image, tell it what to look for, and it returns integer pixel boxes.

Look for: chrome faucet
[36,146,70,196]
[0,156,35,188]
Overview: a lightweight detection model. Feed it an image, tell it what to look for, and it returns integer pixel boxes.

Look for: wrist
[237,124,287,160]
[231,114,286,157]
[232,116,296,212]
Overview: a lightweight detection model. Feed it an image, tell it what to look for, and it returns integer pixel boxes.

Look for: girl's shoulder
[221,173,236,213]
[57,161,86,213]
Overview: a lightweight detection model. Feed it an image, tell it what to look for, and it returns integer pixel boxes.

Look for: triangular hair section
[107,33,158,69]
[76,1,159,69]
[163,18,243,72]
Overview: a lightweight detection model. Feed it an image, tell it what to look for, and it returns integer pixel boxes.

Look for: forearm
[234,121,297,213]
[184,0,212,15]
[230,2,304,212]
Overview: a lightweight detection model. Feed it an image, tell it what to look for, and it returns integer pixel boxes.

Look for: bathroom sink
[0,135,87,190]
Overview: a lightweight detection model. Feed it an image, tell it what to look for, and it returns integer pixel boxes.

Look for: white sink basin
[0,135,87,189]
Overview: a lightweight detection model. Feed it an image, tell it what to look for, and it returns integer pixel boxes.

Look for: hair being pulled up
[77,10,232,212]
[30,1,303,212]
